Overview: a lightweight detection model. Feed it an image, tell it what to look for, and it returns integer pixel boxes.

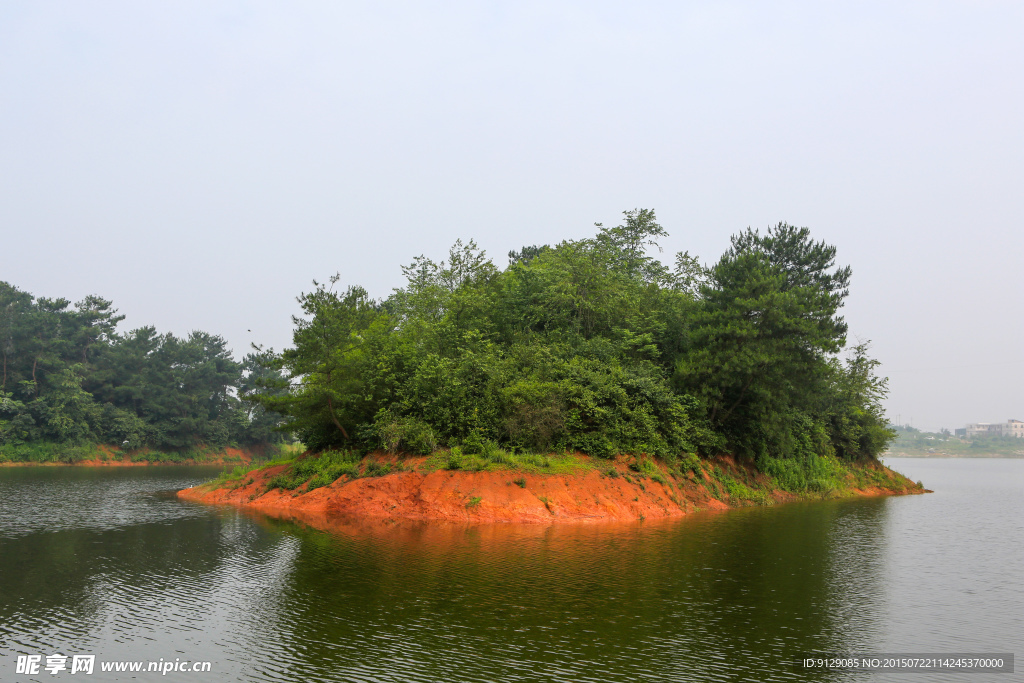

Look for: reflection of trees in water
[2,484,895,683]
[652,503,878,681]
[246,505,880,682]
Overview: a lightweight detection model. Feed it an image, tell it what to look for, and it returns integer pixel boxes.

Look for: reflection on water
[0,460,1020,682]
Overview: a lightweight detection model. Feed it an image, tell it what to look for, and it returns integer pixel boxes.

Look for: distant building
[964,419,1024,438]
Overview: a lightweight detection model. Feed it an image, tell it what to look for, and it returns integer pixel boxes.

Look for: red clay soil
[177,454,925,525]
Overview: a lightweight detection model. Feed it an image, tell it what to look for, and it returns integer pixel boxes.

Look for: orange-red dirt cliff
[177,454,926,525]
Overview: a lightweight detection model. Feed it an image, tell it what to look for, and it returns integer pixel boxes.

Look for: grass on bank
[231,444,596,494]
[0,442,107,464]
[685,452,917,507]
[422,444,593,475]
[206,439,918,509]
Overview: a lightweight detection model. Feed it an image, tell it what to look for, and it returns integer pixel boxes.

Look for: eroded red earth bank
[177,455,925,525]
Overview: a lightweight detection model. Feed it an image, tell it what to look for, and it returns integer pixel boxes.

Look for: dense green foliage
[252,210,895,467]
[0,283,285,457]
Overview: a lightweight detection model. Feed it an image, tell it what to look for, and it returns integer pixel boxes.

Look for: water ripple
[0,460,1021,682]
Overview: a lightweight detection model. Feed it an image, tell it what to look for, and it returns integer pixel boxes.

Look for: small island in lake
[178,212,926,524]
[0,210,926,520]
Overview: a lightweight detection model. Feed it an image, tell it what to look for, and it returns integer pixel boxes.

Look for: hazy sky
[2,1,1021,432]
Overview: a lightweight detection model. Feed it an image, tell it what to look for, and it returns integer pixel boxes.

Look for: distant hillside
[886,427,1024,457]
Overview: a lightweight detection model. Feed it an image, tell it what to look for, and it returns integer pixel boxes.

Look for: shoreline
[177,453,927,526]
[0,444,269,467]
[0,458,237,467]
[885,452,1024,459]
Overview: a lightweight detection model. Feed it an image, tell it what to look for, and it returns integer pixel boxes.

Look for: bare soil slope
[178,454,925,525]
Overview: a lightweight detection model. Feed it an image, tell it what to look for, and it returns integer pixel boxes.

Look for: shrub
[364,461,392,477]
[207,463,261,489]
[679,452,701,474]
[724,477,770,505]
[638,457,660,479]
[761,453,846,494]
[806,478,835,495]
[266,450,361,490]
[568,432,616,459]
[446,447,463,470]
[374,411,438,455]
[482,440,510,463]
[461,430,487,455]
[501,382,566,451]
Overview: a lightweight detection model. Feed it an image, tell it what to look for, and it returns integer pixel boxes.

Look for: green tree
[595,208,669,282]
[236,349,288,445]
[40,365,99,442]
[0,282,33,393]
[824,341,895,460]
[72,295,124,367]
[253,278,382,450]
[0,280,288,454]
[675,223,855,459]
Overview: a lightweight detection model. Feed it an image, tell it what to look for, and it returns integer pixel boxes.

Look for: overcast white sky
[1,1,1021,432]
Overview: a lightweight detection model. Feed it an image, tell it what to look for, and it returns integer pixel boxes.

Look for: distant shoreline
[886,452,1024,459]
[0,444,290,467]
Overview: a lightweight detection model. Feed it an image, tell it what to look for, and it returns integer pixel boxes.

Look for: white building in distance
[964,419,1024,438]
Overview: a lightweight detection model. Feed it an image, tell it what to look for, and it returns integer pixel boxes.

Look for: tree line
[251,210,894,468]
[0,284,284,456]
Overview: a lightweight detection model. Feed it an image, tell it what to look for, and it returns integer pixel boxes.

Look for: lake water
[0,458,1020,682]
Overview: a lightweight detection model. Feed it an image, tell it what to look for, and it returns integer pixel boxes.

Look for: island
[177,212,926,526]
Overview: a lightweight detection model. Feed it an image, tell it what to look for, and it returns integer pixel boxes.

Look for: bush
[461,430,487,455]
[761,453,846,494]
[638,457,660,479]
[724,477,770,505]
[678,452,701,474]
[364,461,392,477]
[374,411,438,455]
[208,462,263,489]
[267,450,361,490]
[446,447,464,470]
[0,442,103,463]
[564,431,616,459]
[806,478,834,495]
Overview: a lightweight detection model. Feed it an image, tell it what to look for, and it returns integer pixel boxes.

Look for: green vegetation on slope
[248,210,895,473]
[203,448,918,509]
[0,284,288,461]
[5,210,897,475]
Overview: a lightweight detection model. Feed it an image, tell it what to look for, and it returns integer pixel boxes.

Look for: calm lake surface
[0,458,1020,682]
